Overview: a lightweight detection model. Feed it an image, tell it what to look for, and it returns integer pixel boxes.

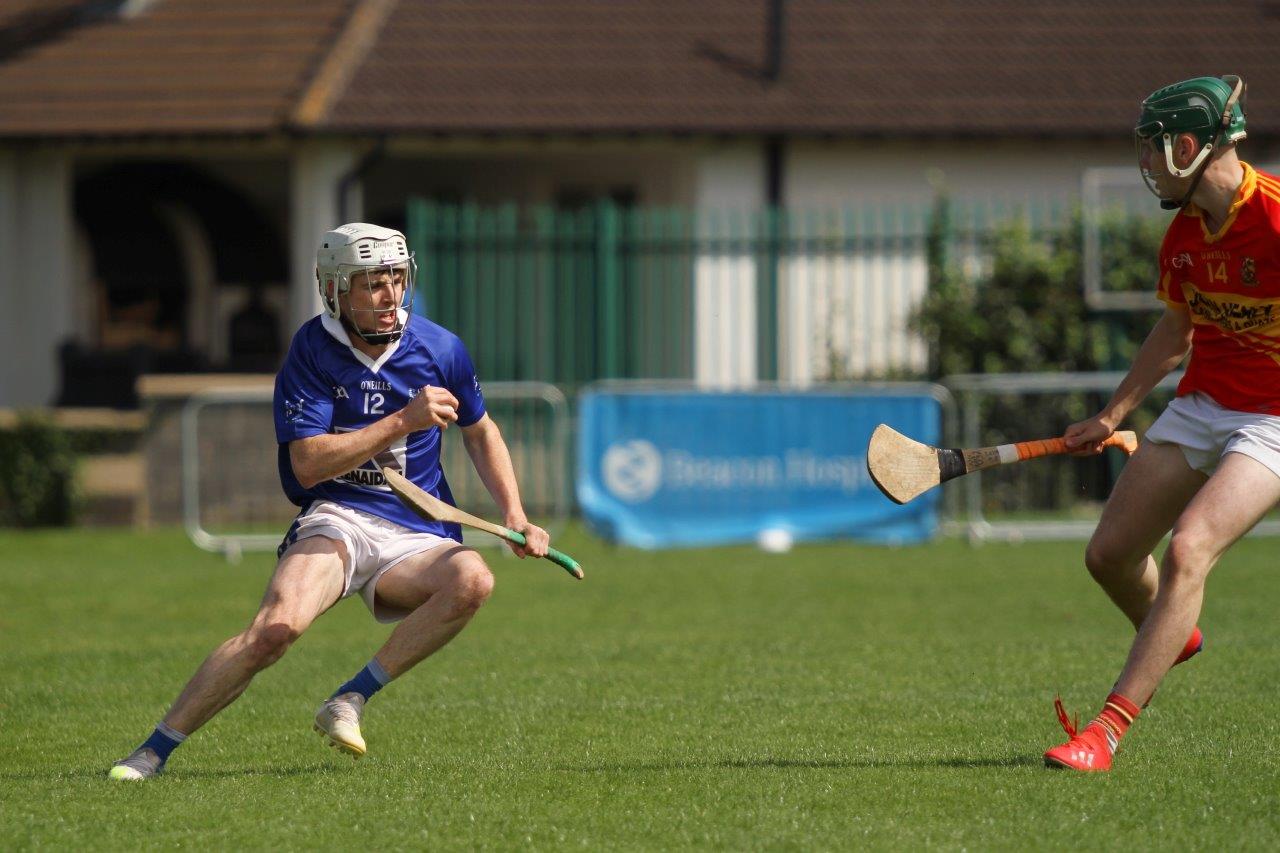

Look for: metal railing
[180,381,571,561]
[942,371,1280,542]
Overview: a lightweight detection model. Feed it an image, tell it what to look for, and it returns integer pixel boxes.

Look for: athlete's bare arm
[1065,303,1194,452]
[290,386,460,488]
[460,414,550,557]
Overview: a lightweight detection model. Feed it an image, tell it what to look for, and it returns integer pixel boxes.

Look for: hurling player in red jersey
[1045,76,1280,771]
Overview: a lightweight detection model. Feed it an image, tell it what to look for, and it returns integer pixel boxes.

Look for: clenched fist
[1063,413,1118,456]
[401,386,460,431]
[505,517,550,559]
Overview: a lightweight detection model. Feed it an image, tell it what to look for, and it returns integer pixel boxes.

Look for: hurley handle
[1013,430,1138,461]
[502,529,585,580]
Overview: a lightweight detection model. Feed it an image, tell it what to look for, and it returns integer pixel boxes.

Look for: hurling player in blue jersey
[110,223,551,780]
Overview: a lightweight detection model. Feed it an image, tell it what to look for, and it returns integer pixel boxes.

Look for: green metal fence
[406,197,1087,389]
[409,201,700,388]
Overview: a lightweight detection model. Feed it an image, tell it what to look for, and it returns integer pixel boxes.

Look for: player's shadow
[563,754,1040,772]
[724,755,1039,770]
[16,762,343,782]
[172,762,343,780]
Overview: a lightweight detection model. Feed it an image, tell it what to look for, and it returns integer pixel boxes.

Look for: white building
[2,0,1277,404]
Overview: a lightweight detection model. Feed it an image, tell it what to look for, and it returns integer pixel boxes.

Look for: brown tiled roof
[0,0,88,31]
[322,0,1280,138]
[3,0,1280,139]
[0,0,356,136]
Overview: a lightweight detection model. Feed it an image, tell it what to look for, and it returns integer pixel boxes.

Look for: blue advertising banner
[576,386,946,549]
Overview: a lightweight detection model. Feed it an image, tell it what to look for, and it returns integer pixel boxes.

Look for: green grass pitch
[2,527,1278,849]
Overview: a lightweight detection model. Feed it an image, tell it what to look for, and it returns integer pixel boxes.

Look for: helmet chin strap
[1160,165,1209,211]
[1159,137,1219,211]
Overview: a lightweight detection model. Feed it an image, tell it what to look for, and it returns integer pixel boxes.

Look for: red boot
[1174,626,1203,665]
[1043,697,1116,772]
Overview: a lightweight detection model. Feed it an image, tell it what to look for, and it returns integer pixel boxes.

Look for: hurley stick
[867,424,1138,505]
[381,467,584,579]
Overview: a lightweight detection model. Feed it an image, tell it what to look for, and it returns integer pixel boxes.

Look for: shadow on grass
[168,762,344,780]
[562,754,1040,772]
[1,762,344,783]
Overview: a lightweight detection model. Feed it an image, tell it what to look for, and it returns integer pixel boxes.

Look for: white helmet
[316,222,417,344]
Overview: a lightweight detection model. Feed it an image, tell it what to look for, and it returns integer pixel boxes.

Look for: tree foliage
[913,204,1165,378]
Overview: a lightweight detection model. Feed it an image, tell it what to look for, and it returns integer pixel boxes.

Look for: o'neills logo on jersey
[1200,250,1231,261]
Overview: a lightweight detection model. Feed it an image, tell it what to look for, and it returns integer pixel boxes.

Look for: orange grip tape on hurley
[1014,431,1138,461]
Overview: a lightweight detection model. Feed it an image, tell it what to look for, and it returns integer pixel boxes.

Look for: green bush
[913,205,1163,377]
[0,414,78,527]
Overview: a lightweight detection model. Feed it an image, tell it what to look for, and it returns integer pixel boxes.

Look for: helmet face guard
[1135,75,1246,210]
[332,259,417,345]
[315,223,416,345]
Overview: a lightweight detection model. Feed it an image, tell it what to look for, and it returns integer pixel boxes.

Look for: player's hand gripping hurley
[381,467,584,579]
[866,424,1139,505]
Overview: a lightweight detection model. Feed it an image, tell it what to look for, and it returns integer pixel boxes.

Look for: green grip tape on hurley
[503,530,584,579]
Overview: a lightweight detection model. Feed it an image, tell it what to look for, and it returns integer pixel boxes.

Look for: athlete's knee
[1083,537,1135,582]
[1162,528,1216,588]
[243,622,301,670]
[447,560,494,617]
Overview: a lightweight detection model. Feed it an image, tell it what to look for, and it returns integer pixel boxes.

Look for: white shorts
[1145,392,1280,477]
[278,501,454,623]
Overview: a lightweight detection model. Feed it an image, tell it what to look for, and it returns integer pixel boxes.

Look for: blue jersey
[274,312,486,540]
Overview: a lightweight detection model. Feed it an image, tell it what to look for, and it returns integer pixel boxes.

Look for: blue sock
[332,658,391,702]
[139,722,186,763]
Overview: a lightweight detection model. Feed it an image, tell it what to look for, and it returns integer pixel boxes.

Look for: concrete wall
[0,149,16,404]
[367,142,695,211]
[784,139,1139,206]
[289,141,362,334]
[0,150,75,405]
[690,143,766,387]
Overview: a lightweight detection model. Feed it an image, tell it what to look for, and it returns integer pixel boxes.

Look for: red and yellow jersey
[1157,162,1280,414]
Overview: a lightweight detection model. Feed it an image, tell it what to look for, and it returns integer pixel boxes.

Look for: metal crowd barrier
[180,381,570,561]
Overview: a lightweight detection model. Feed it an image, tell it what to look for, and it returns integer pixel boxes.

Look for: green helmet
[1135,75,1246,208]
[1136,75,1247,152]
